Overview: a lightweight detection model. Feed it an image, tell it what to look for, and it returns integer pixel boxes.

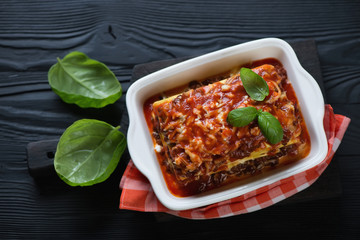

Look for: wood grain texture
[0,0,359,239]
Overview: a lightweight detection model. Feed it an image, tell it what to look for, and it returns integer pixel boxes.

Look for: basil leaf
[48,51,122,108]
[54,119,127,186]
[227,107,258,127]
[240,67,269,101]
[257,110,283,144]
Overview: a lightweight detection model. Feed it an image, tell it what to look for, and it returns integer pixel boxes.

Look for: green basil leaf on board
[48,51,122,108]
[240,67,269,101]
[227,106,258,127]
[54,119,127,186]
[257,110,283,144]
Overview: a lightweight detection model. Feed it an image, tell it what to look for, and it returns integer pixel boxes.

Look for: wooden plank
[0,0,359,239]
[0,1,359,70]
[323,65,360,104]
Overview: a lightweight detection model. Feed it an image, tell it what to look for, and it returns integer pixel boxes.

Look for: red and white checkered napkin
[119,105,350,219]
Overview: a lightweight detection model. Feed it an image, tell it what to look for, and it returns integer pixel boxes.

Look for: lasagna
[144,58,311,197]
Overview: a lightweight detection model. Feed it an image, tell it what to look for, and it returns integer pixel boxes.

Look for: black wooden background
[1,0,359,239]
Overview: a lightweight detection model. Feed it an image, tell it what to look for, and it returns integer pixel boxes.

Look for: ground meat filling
[144,58,311,197]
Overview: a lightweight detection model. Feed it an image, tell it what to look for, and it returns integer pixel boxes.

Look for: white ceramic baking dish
[126,38,328,211]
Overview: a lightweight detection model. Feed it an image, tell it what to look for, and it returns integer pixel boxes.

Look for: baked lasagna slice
[149,63,310,195]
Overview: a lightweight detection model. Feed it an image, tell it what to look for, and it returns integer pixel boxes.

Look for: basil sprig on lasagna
[227,68,283,144]
[240,67,269,101]
[227,107,283,144]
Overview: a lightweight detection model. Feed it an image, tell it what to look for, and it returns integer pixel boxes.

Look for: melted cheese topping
[145,60,311,196]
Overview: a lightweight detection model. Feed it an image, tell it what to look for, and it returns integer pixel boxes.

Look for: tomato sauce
[143,58,311,197]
